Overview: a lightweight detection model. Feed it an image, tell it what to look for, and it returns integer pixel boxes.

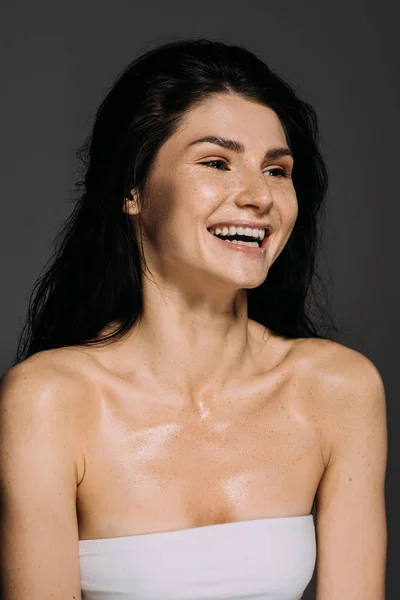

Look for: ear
[123,188,141,215]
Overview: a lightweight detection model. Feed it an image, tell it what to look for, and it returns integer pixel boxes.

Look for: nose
[234,172,274,213]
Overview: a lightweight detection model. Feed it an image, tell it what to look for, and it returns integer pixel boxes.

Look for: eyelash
[200,159,291,178]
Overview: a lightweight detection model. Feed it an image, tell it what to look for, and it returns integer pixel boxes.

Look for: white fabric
[79,514,316,599]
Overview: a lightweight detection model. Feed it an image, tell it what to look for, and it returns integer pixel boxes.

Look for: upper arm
[315,348,388,599]
[0,358,83,600]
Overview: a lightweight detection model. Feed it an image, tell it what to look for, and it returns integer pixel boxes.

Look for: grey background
[2,0,398,597]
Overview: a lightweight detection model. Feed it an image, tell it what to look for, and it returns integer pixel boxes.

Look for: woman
[0,39,387,599]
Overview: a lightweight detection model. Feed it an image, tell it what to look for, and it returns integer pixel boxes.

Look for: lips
[207,224,269,246]
[207,228,270,254]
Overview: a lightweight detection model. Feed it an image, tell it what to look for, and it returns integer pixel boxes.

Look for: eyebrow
[186,135,294,161]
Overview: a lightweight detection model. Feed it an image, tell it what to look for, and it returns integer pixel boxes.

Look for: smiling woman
[14,40,333,354]
[0,38,387,600]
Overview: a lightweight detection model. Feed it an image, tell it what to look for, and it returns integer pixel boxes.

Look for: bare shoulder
[294,337,386,466]
[0,348,96,485]
[1,347,96,410]
[298,338,379,383]
[298,337,385,401]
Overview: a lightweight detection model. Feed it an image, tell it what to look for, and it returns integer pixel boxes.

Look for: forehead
[174,92,287,147]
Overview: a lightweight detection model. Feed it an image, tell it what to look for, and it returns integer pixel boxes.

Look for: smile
[207,225,270,255]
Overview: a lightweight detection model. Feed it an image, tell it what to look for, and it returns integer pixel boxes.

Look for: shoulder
[295,337,386,465]
[1,347,98,407]
[261,330,384,403]
[0,348,97,485]
[299,337,385,403]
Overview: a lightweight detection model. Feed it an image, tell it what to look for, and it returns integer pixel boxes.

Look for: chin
[222,275,268,292]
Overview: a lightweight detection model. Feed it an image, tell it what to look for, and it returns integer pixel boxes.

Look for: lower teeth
[222,239,259,247]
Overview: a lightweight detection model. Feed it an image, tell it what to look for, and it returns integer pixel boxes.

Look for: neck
[115,278,265,397]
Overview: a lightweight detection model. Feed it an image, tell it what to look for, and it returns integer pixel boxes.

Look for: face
[126,92,298,293]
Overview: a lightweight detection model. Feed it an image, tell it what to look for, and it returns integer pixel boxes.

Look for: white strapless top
[79,514,316,600]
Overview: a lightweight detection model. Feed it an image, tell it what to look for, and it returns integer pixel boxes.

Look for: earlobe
[124,188,141,215]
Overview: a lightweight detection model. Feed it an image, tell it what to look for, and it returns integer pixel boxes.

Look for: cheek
[169,176,224,232]
[277,186,298,223]
[139,180,176,244]
[182,173,223,208]
[140,177,213,246]
[290,196,299,223]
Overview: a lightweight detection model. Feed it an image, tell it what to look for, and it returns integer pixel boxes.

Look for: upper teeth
[209,225,266,240]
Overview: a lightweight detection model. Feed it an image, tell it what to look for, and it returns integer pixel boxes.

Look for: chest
[76,377,325,538]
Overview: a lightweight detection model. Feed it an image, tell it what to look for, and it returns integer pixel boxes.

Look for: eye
[200,159,229,171]
[264,167,290,178]
[200,161,291,177]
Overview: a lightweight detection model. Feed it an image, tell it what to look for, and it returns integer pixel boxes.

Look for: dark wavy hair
[14,37,339,365]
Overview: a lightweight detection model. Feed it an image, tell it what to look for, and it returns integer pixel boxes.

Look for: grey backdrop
[2,1,399,597]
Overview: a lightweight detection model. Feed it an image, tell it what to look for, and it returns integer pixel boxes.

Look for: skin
[0,91,387,599]
[73,93,326,539]
[120,91,298,397]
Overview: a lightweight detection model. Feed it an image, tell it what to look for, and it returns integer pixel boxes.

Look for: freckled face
[130,93,298,291]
